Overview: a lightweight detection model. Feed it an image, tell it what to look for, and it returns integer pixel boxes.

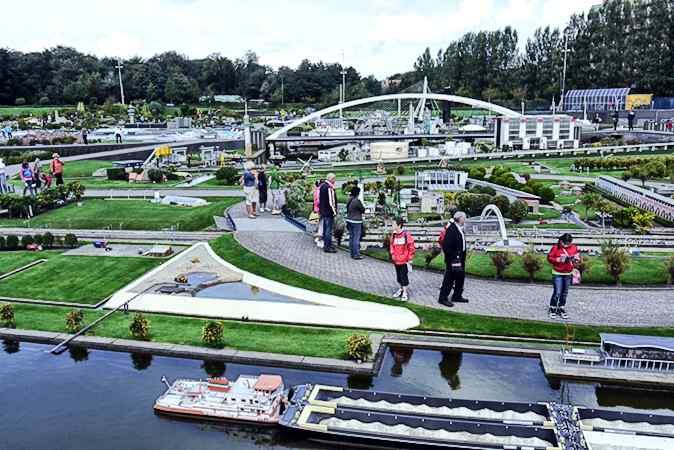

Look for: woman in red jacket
[389,217,415,301]
[547,233,580,320]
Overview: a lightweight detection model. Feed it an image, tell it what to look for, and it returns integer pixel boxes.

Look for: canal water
[2,341,673,450]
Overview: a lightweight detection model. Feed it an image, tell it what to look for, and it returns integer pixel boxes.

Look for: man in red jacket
[389,218,415,301]
[547,233,580,320]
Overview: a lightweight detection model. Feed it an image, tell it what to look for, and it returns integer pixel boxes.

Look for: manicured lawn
[0,198,241,231]
[67,178,183,189]
[526,207,561,220]
[211,234,674,341]
[197,178,240,189]
[10,303,357,359]
[0,255,161,304]
[0,106,74,117]
[0,250,62,274]
[62,160,113,178]
[365,248,671,285]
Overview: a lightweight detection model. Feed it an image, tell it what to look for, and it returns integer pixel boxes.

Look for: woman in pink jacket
[389,218,416,301]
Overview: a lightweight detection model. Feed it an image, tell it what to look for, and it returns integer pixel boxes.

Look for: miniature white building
[370,142,409,160]
[596,176,674,222]
[444,141,472,157]
[415,170,468,192]
[420,191,445,214]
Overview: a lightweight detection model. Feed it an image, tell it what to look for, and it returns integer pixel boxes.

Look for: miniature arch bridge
[266,93,521,141]
[480,204,509,245]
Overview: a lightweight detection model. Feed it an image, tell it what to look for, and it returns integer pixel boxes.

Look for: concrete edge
[0,328,374,375]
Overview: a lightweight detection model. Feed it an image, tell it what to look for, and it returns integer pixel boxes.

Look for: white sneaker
[317,240,324,249]
[392,288,403,298]
[400,290,409,301]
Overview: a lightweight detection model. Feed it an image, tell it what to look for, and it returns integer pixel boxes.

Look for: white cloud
[2,0,600,77]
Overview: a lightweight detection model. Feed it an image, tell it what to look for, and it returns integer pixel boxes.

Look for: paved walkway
[232,211,674,327]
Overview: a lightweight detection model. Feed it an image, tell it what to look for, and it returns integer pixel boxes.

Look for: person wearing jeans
[345,186,365,259]
[318,174,337,253]
[546,233,580,320]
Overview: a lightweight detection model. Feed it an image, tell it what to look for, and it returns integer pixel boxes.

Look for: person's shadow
[438,351,462,390]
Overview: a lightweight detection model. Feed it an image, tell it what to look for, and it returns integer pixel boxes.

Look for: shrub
[42,232,54,248]
[396,165,405,175]
[0,236,5,249]
[106,167,128,181]
[65,309,85,333]
[20,235,34,248]
[490,251,513,280]
[14,97,26,106]
[425,246,442,268]
[521,249,542,282]
[215,166,240,185]
[202,321,224,347]
[38,96,50,105]
[129,313,151,340]
[147,168,164,183]
[346,334,372,362]
[665,255,674,285]
[64,233,78,248]
[575,257,592,276]
[0,303,16,328]
[5,235,19,250]
[601,240,630,286]
[509,201,528,224]
[33,234,44,246]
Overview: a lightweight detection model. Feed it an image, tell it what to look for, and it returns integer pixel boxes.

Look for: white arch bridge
[266,93,520,141]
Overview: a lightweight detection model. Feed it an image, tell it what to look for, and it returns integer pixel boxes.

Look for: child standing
[389,218,416,301]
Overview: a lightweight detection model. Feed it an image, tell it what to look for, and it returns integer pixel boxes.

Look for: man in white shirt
[438,211,469,307]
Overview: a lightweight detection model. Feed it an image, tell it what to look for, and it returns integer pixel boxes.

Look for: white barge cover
[584,430,674,450]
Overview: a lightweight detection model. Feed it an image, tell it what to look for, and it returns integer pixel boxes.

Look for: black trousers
[394,264,409,287]
[439,264,465,302]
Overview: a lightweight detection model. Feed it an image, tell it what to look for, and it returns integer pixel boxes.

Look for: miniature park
[3,2,674,450]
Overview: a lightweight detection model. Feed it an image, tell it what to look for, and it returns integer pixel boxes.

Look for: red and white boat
[154,374,285,424]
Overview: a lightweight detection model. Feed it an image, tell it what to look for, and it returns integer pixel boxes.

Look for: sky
[2,0,600,78]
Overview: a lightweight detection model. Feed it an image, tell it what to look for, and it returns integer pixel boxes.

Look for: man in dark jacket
[438,211,469,307]
[319,173,338,253]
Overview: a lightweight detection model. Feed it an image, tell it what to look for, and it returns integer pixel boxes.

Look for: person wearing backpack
[389,217,415,301]
[546,233,580,320]
[438,211,469,307]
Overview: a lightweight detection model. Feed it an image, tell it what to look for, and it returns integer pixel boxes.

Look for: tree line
[0,48,381,106]
[409,0,673,106]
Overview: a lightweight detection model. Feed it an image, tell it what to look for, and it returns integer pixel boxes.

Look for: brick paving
[234,217,674,327]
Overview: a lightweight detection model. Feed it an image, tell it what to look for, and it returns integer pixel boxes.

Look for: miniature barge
[154,374,285,424]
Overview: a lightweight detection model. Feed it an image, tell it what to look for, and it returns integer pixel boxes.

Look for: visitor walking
[345,186,365,259]
[240,161,258,219]
[438,211,469,307]
[268,164,284,215]
[546,233,581,320]
[50,153,64,186]
[612,111,619,130]
[667,119,673,133]
[593,113,602,131]
[32,158,42,191]
[318,173,337,253]
[389,218,415,301]
[81,128,88,145]
[0,158,7,194]
[20,161,36,198]
[627,110,635,131]
[257,166,268,213]
[114,127,123,144]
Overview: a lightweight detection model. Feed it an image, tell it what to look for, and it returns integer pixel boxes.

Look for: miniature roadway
[229,203,674,328]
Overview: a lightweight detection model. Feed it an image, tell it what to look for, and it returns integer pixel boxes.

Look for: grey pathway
[228,202,303,233]
[234,215,674,327]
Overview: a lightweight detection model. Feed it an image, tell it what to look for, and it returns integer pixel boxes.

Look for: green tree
[579,192,601,220]
[490,252,513,280]
[521,248,542,282]
[508,200,528,223]
[601,240,630,286]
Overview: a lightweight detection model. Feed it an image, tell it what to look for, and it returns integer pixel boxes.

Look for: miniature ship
[154,374,285,424]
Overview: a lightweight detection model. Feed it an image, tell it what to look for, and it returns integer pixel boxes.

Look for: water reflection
[389,347,413,377]
[347,374,373,390]
[68,345,89,362]
[202,360,226,378]
[131,352,153,371]
[2,338,19,354]
[438,351,462,390]
[596,385,674,412]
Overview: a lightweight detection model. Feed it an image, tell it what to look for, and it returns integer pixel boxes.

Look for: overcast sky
[3,0,599,78]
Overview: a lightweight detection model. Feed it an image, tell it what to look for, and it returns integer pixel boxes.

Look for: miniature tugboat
[154,374,285,425]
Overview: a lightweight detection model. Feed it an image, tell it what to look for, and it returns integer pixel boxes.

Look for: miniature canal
[2,341,674,450]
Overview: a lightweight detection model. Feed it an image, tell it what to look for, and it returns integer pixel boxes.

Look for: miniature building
[494,114,580,149]
[415,170,467,192]
[596,176,674,222]
[420,191,445,214]
[370,142,409,160]
[563,87,630,112]
[399,188,421,209]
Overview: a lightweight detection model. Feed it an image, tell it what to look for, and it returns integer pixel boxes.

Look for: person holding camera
[438,211,469,307]
[546,233,581,320]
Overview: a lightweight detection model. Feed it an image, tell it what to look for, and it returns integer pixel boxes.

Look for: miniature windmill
[298,156,313,175]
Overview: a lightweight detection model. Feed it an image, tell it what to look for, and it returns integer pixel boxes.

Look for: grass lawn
[526,207,561,220]
[196,178,240,189]
[365,248,671,285]
[61,160,113,178]
[0,197,241,231]
[211,234,674,341]
[10,303,354,359]
[0,255,161,304]
[0,106,74,117]
[0,250,62,275]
